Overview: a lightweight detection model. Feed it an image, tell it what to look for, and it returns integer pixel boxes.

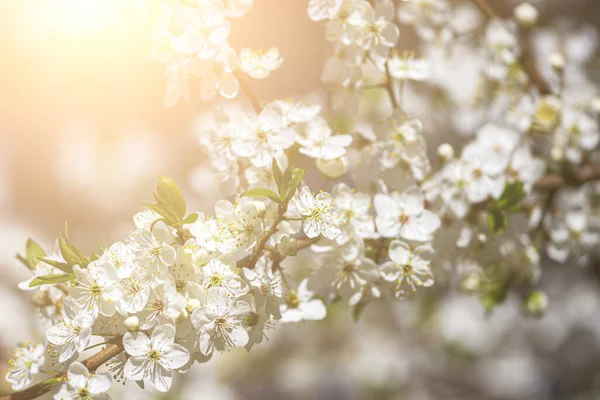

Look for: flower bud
[316,156,349,179]
[549,52,566,71]
[277,236,297,257]
[124,316,140,332]
[252,200,266,219]
[437,143,454,161]
[186,298,201,313]
[460,271,482,293]
[31,291,51,307]
[550,146,564,161]
[514,3,539,28]
[523,290,548,318]
[533,95,561,132]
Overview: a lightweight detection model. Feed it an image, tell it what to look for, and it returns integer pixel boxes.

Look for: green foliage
[29,273,73,288]
[155,175,186,220]
[16,238,46,271]
[486,182,526,234]
[241,161,305,205]
[480,280,508,314]
[145,175,196,231]
[240,188,282,204]
[487,209,508,234]
[352,301,368,322]
[495,181,525,211]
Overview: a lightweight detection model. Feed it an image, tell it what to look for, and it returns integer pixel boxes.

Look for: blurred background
[2,0,600,399]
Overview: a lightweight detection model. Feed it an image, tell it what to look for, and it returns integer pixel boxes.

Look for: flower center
[208,274,223,288]
[77,387,91,400]
[147,350,161,362]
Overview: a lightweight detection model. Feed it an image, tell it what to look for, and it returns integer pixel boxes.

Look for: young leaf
[496,181,525,211]
[289,168,305,198]
[240,188,282,204]
[182,213,199,225]
[272,158,283,187]
[143,203,180,226]
[155,175,187,220]
[59,235,88,267]
[29,273,73,288]
[352,301,368,322]
[487,209,507,234]
[39,258,72,273]
[26,239,46,269]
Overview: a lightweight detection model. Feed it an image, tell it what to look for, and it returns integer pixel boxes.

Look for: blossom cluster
[5,0,600,399]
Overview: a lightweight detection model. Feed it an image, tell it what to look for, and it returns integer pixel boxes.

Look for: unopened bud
[437,143,454,161]
[523,290,548,318]
[277,236,298,257]
[252,201,266,219]
[460,271,482,293]
[176,310,188,324]
[186,298,201,313]
[549,52,566,71]
[514,2,539,27]
[316,156,349,179]
[533,95,561,132]
[550,146,564,161]
[124,316,140,332]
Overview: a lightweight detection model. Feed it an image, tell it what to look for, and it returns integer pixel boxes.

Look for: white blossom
[123,324,190,392]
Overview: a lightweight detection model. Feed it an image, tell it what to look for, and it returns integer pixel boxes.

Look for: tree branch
[1,337,124,400]
[472,0,553,94]
[534,163,600,190]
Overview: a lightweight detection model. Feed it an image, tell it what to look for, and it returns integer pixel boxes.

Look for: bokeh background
[2,0,600,399]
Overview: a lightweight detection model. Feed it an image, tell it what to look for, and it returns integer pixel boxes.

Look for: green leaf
[182,213,199,225]
[352,301,368,322]
[26,239,46,268]
[29,273,73,287]
[16,239,47,270]
[272,158,283,187]
[240,188,281,204]
[59,236,88,268]
[155,175,186,220]
[143,203,180,226]
[496,181,525,211]
[39,257,73,274]
[289,168,305,197]
[487,210,507,234]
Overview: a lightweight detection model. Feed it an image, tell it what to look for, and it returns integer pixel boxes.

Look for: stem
[471,0,552,95]
[83,341,111,351]
[384,63,399,109]
[1,338,124,400]
[534,163,600,190]
[235,71,262,113]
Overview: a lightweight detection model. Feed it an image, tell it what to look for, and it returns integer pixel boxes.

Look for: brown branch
[472,0,552,95]
[534,163,600,191]
[1,337,124,400]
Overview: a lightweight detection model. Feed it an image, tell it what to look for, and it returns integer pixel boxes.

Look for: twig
[472,0,552,94]
[235,71,262,113]
[1,338,124,400]
[534,163,600,190]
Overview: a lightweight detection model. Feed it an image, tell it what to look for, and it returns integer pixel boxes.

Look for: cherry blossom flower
[5,341,46,390]
[123,324,190,392]
[239,48,283,79]
[380,240,434,298]
[46,297,96,363]
[54,362,112,400]
[294,186,342,240]
[374,186,441,241]
[191,287,251,355]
